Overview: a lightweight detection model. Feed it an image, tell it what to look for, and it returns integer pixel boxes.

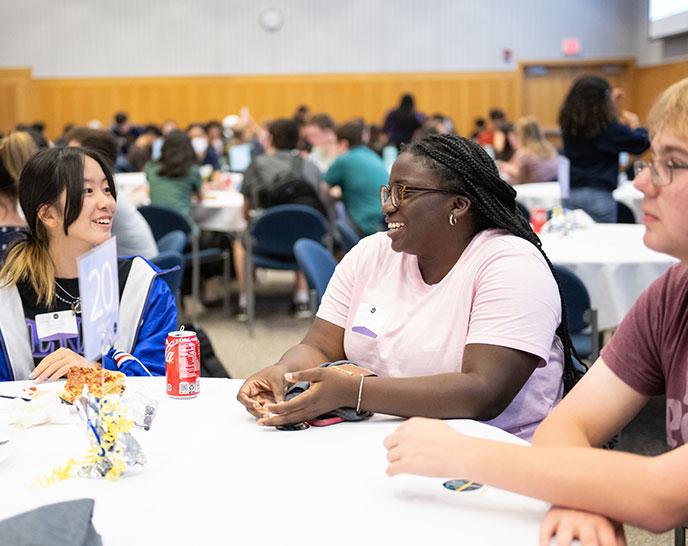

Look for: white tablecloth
[514,181,645,223]
[514,182,562,212]
[0,378,548,546]
[612,182,644,223]
[540,224,677,330]
[114,173,246,234]
[193,189,246,233]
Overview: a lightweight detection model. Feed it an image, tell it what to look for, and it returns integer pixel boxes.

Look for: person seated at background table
[302,113,339,172]
[324,120,387,236]
[499,116,559,184]
[489,108,515,161]
[383,77,688,545]
[238,133,578,440]
[235,118,324,320]
[65,127,158,260]
[187,123,222,182]
[0,131,37,259]
[145,130,205,234]
[560,75,649,223]
[0,146,176,382]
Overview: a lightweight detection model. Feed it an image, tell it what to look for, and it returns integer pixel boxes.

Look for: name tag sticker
[35,310,79,341]
[351,302,390,338]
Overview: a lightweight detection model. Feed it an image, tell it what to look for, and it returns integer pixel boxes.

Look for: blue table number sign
[78,237,119,361]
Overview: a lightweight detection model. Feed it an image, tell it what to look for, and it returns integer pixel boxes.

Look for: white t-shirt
[317,229,564,439]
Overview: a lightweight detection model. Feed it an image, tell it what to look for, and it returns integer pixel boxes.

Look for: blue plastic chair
[553,265,599,361]
[336,218,361,254]
[157,230,186,254]
[138,205,230,321]
[244,204,330,334]
[293,238,337,311]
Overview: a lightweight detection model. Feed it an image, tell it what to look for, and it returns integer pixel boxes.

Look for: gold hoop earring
[449,213,457,226]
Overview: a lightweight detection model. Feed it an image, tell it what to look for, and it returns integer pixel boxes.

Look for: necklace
[54,280,81,315]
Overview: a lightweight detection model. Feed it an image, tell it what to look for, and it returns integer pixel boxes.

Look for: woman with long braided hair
[238,133,570,440]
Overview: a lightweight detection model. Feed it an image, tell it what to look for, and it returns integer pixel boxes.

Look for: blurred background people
[0,131,36,257]
[489,108,515,161]
[383,93,423,149]
[302,113,339,171]
[324,119,387,236]
[499,116,559,184]
[559,75,649,222]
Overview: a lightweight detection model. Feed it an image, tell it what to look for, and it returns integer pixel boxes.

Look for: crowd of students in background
[0,76,650,319]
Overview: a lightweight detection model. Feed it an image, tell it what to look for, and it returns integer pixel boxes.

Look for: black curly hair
[403,133,578,393]
[559,75,616,140]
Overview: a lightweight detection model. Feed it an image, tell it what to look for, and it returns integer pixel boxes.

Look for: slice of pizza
[60,367,126,403]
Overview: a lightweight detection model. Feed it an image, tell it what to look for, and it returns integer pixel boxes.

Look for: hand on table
[255,366,356,427]
[540,507,626,546]
[384,417,467,477]
[30,347,96,382]
[237,364,290,418]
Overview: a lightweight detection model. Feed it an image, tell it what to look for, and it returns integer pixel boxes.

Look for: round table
[540,224,677,330]
[0,378,549,546]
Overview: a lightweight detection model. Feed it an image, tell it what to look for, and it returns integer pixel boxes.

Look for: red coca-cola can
[165,328,201,398]
[530,207,548,234]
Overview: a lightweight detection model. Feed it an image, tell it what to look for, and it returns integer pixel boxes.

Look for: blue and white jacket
[0,257,177,381]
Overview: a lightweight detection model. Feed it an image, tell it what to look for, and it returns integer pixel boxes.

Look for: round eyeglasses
[380,184,456,209]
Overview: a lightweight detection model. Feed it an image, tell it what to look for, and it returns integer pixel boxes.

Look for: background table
[514,181,644,223]
[540,224,677,330]
[114,173,246,234]
[193,189,246,233]
[0,378,549,546]
[514,181,562,212]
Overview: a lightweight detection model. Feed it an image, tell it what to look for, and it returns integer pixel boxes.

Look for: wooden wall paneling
[632,61,688,124]
[0,68,32,134]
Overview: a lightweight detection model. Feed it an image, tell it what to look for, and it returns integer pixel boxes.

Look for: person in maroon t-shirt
[382,77,688,544]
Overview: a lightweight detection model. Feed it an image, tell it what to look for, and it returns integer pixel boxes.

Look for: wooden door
[519,60,634,132]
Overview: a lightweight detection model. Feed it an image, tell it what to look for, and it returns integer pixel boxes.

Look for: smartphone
[276,422,310,431]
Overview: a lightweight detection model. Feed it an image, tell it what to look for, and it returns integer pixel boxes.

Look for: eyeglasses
[634,159,688,187]
[380,184,455,209]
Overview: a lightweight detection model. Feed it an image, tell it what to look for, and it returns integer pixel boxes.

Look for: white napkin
[5,393,71,428]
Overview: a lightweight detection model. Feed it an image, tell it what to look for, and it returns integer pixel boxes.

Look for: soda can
[530,207,548,234]
[165,327,201,398]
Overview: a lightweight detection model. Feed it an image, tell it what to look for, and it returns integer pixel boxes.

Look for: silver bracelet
[356,375,365,414]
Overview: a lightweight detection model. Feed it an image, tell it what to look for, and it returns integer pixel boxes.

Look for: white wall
[1,0,637,78]
[633,0,688,66]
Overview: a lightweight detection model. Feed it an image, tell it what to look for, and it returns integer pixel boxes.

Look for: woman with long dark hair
[559,75,649,222]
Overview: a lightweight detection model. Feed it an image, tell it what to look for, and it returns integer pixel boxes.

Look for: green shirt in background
[145,162,202,232]
[324,146,387,235]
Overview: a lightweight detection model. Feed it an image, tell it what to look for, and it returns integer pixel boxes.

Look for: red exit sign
[562,38,581,56]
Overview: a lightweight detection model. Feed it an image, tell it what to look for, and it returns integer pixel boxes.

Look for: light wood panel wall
[0,68,32,135]
[24,72,517,139]
[6,60,688,141]
[632,60,688,124]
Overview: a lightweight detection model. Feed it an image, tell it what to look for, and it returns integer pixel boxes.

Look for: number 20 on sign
[78,237,120,361]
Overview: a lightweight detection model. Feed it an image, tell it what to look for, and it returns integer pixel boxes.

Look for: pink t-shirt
[317,229,564,439]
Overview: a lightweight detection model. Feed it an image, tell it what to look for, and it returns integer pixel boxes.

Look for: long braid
[407,134,579,393]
